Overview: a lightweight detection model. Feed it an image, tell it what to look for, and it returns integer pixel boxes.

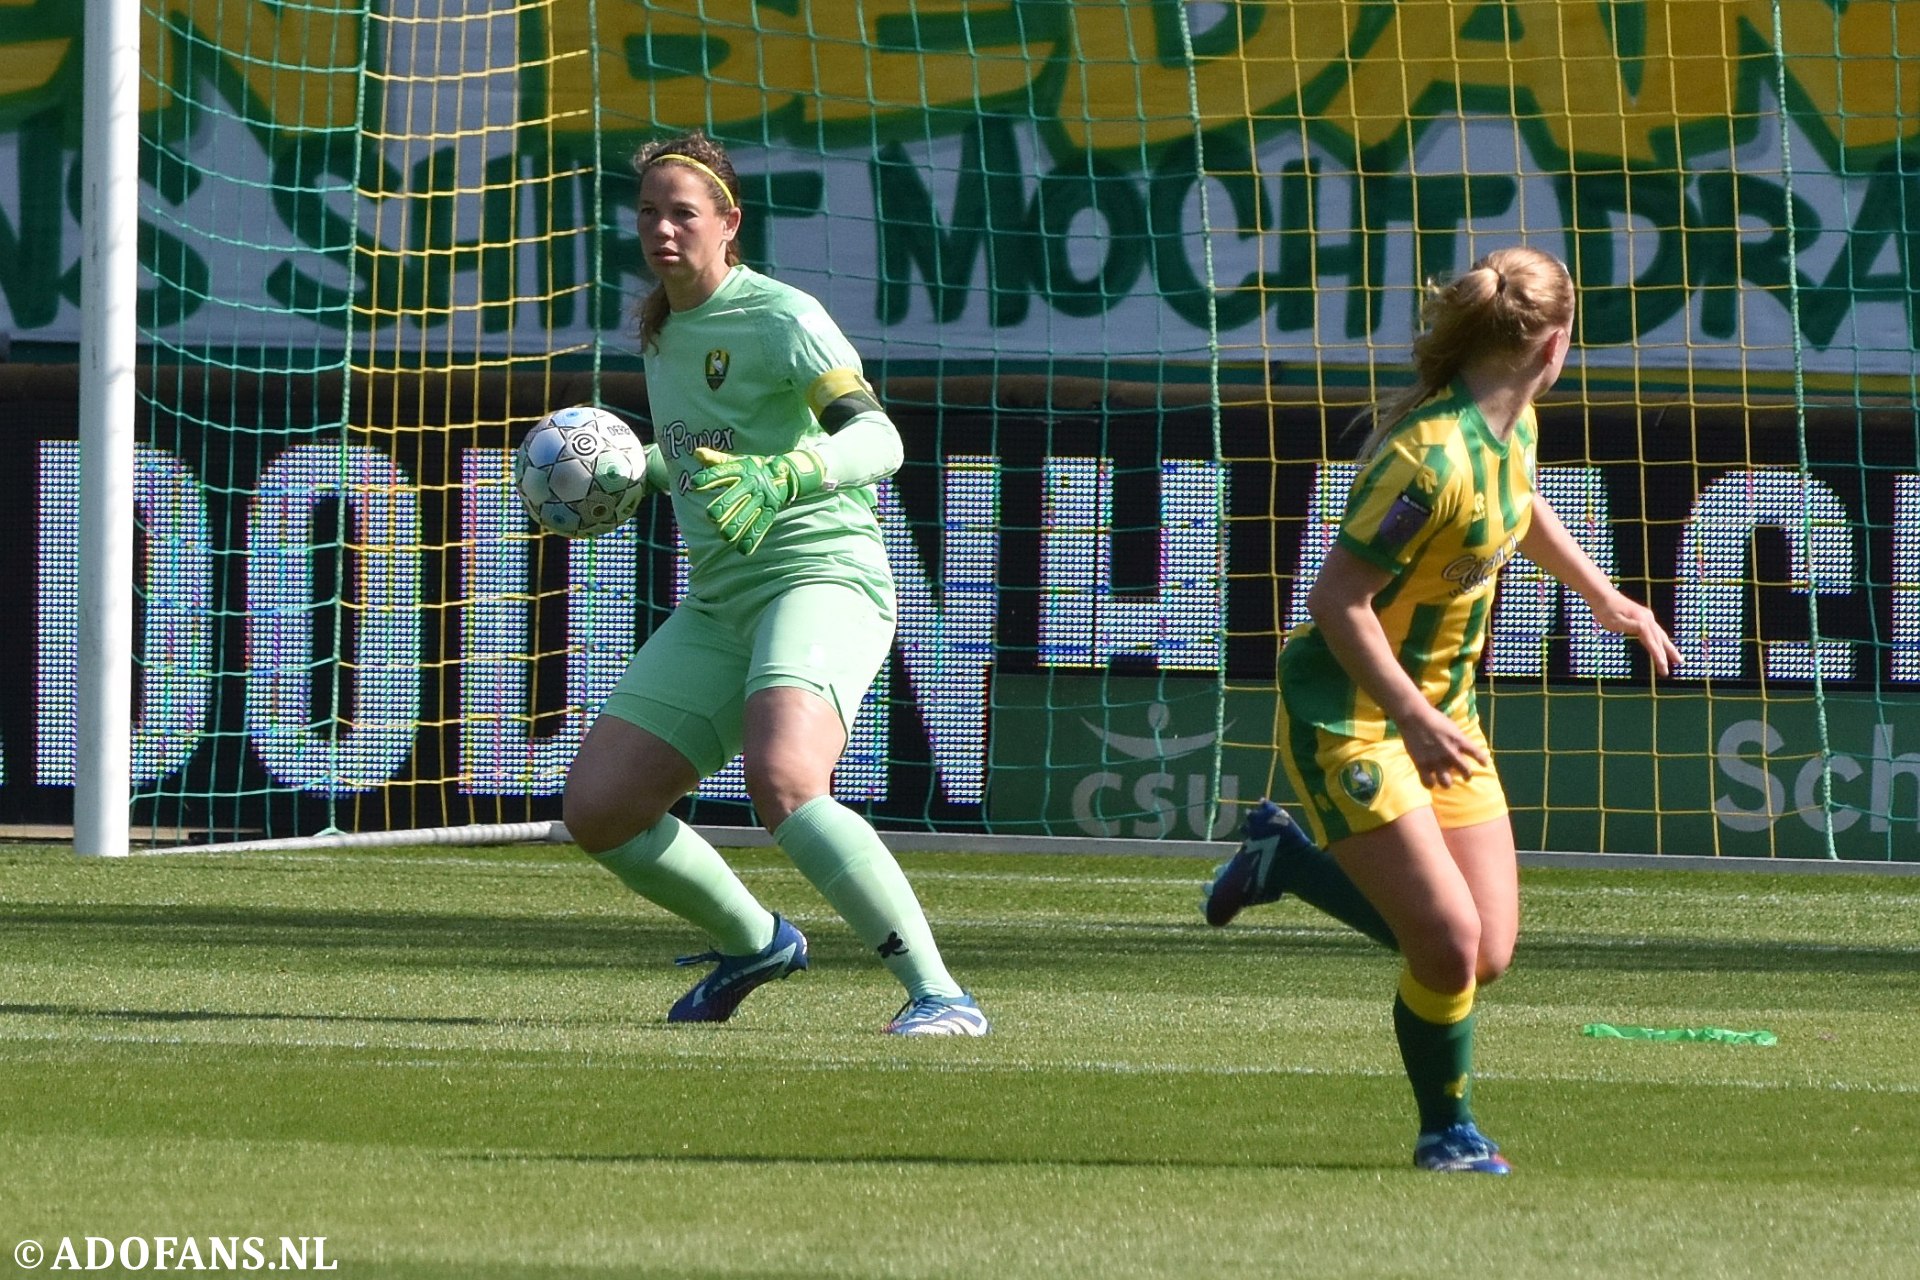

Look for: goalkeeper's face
[639,165,741,299]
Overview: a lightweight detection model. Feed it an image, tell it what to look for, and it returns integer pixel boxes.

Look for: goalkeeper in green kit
[563,132,988,1035]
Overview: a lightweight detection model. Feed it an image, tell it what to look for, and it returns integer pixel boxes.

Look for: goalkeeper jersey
[1281,382,1537,738]
[645,265,893,612]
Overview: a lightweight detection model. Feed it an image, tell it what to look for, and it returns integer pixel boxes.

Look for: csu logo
[1069,702,1242,839]
[704,348,730,390]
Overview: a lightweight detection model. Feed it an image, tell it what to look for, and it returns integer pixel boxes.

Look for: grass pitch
[2,841,1917,1279]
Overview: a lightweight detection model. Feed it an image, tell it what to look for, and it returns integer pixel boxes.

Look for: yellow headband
[645,154,736,209]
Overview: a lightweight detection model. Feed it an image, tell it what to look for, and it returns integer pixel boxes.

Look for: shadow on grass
[1511,932,1920,977]
[0,1001,497,1028]
[475,1150,1398,1175]
[0,904,664,971]
[6,903,1915,983]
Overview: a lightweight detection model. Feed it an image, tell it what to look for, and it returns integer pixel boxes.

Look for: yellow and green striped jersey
[1282,382,1537,738]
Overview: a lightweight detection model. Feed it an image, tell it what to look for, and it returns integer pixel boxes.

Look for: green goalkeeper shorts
[596,581,894,778]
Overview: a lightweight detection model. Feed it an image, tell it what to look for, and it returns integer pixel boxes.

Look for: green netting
[21,0,1916,858]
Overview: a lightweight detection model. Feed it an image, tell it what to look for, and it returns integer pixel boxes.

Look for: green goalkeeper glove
[690,447,826,555]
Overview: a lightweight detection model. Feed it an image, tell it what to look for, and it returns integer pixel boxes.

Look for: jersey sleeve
[1335,440,1460,573]
[769,294,867,404]
[766,290,901,486]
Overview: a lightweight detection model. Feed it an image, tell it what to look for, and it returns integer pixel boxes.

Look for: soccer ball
[513,405,652,537]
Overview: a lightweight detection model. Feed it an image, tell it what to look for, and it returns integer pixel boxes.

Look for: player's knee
[561,790,627,855]
[741,757,829,832]
[1399,919,1481,993]
[1476,938,1515,985]
[1415,951,1478,994]
[741,773,820,833]
[563,777,667,855]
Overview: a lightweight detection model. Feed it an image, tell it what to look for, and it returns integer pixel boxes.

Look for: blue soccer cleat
[884,992,991,1037]
[1201,798,1313,927]
[1413,1122,1512,1175]
[667,915,809,1023]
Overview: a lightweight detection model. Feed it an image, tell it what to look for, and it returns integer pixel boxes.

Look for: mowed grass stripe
[5,1129,1913,1280]
[1,1037,1911,1177]
[7,1030,1919,1102]
[1,845,1917,1278]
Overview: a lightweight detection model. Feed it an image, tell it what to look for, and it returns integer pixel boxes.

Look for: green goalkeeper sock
[592,814,775,956]
[775,796,965,1000]
[1393,969,1479,1133]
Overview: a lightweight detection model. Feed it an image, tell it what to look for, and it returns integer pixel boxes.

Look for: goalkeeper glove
[690,447,826,555]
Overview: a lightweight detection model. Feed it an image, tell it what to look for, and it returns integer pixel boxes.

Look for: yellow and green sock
[1393,967,1478,1133]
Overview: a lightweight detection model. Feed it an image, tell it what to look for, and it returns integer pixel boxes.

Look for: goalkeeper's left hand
[690,447,826,555]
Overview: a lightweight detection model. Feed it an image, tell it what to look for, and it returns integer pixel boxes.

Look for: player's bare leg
[1333,812,1509,1174]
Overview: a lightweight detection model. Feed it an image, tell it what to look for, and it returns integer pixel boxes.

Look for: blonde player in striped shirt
[1258,247,1678,1171]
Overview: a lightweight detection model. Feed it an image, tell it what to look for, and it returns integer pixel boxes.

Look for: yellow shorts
[1274,700,1508,847]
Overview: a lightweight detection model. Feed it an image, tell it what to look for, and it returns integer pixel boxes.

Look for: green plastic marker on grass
[1582,1023,1778,1046]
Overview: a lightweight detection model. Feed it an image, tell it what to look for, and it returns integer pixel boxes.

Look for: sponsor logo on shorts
[1339,759,1383,805]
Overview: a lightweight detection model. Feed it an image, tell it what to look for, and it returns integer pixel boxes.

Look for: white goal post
[74,0,141,858]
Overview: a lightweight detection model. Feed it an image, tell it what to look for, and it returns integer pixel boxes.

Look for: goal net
[14,1,1918,859]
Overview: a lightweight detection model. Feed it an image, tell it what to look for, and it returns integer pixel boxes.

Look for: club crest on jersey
[704,349,730,391]
[1339,760,1383,805]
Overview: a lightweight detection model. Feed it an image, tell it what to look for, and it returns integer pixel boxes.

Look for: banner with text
[987,674,1920,861]
[4,4,1920,378]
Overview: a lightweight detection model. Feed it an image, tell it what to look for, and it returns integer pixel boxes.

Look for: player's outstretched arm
[1521,496,1681,677]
